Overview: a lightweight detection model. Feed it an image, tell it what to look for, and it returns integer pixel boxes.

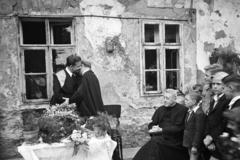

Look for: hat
[82,60,91,68]
[212,71,229,82]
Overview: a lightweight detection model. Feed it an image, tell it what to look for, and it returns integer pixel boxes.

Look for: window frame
[140,20,184,96]
[18,17,75,104]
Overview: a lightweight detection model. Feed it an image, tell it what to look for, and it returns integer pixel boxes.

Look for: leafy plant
[22,110,40,131]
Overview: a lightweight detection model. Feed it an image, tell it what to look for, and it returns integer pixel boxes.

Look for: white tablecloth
[18,134,117,160]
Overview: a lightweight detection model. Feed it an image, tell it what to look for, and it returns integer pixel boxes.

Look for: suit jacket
[50,69,80,105]
[205,94,230,159]
[148,103,188,146]
[183,107,206,149]
[230,99,240,109]
[69,70,105,116]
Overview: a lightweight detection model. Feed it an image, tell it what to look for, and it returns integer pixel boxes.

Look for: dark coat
[148,103,188,146]
[69,70,105,116]
[205,94,230,159]
[133,103,189,160]
[183,107,206,149]
[230,98,240,109]
[50,69,80,105]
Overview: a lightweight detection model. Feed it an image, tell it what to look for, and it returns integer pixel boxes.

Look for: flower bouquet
[38,103,84,144]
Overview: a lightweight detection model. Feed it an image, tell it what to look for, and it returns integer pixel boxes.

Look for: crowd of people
[134,51,240,160]
[50,52,240,160]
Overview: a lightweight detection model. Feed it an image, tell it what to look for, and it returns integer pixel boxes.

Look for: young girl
[183,92,206,160]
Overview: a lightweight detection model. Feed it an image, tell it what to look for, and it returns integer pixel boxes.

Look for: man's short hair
[222,74,240,91]
[66,55,81,67]
[164,89,177,98]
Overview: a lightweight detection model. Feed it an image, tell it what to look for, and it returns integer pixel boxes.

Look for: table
[18,134,117,160]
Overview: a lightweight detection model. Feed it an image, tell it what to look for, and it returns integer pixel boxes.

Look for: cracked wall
[0,0,215,158]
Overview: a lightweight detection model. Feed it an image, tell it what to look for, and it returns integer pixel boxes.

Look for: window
[141,21,183,95]
[19,17,75,103]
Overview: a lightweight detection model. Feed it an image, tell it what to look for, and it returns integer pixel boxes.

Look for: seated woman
[133,89,189,160]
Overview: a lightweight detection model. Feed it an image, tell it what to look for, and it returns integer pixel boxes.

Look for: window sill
[19,102,50,110]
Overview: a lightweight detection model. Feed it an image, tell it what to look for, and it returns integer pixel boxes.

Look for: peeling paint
[199,10,205,16]
[204,42,215,52]
[215,30,227,40]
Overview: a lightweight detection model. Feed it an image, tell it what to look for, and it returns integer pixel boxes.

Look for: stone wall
[2,0,239,159]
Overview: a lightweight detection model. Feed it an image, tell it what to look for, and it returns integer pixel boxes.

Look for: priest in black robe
[64,60,105,116]
[133,89,189,160]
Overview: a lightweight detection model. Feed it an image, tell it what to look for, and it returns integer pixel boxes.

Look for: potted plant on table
[22,110,40,144]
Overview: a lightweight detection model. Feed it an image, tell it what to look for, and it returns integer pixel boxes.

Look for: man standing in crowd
[203,71,230,160]
[222,74,240,110]
[50,55,82,106]
[133,89,189,160]
[64,60,105,116]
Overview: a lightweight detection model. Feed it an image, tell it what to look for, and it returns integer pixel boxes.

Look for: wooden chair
[104,105,123,160]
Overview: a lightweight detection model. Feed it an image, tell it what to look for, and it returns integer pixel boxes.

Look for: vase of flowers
[22,110,40,144]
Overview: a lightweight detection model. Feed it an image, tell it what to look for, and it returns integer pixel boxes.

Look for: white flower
[231,137,239,142]
[82,132,88,139]
[72,130,78,134]
[220,132,229,138]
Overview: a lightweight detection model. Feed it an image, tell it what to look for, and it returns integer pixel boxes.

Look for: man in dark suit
[133,89,189,160]
[50,55,82,106]
[183,92,206,160]
[203,71,230,160]
[64,60,105,116]
[222,74,240,110]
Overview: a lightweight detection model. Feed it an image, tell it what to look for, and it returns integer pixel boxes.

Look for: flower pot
[23,129,39,144]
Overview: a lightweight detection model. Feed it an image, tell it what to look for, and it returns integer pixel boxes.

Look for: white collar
[213,93,224,101]
[229,95,240,110]
[192,105,200,113]
[82,68,90,75]
[66,67,73,77]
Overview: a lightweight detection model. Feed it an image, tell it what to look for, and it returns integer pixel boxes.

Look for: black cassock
[133,103,189,160]
[69,70,105,116]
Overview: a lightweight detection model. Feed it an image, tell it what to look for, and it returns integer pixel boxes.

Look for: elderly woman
[133,89,189,160]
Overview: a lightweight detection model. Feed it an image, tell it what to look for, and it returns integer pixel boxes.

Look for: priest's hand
[149,125,162,133]
[204,135,212,146]
[62,97,69,105]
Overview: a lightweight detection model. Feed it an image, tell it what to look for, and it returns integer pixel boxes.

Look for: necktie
[185,111,192,124]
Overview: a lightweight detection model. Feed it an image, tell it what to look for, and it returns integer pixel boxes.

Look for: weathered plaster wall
[0,17,23,158]
[196,0,240,82]
[0,0,198,158]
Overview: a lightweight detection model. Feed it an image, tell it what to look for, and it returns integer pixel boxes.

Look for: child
[183,91,206,160]
[203,71,230,160]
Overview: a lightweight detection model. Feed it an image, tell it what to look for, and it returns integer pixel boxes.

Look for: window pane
[166,49,179,69]
[166,71,180,89]
[52,48,74,73]
[145,49,157,69]
[22,21,46,44]
[165,24,180,43]
[24,50,46,73]
[51,23,71,44]
[25,75,47,99]
[146,71,157,91]
[144,24,159,43]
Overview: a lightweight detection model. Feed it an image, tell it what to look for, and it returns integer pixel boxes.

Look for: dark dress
[50,69,80,105]
[69,70,105,116]
[133,103,189,160]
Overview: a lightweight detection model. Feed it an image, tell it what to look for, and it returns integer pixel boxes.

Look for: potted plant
[22,110,40,144]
